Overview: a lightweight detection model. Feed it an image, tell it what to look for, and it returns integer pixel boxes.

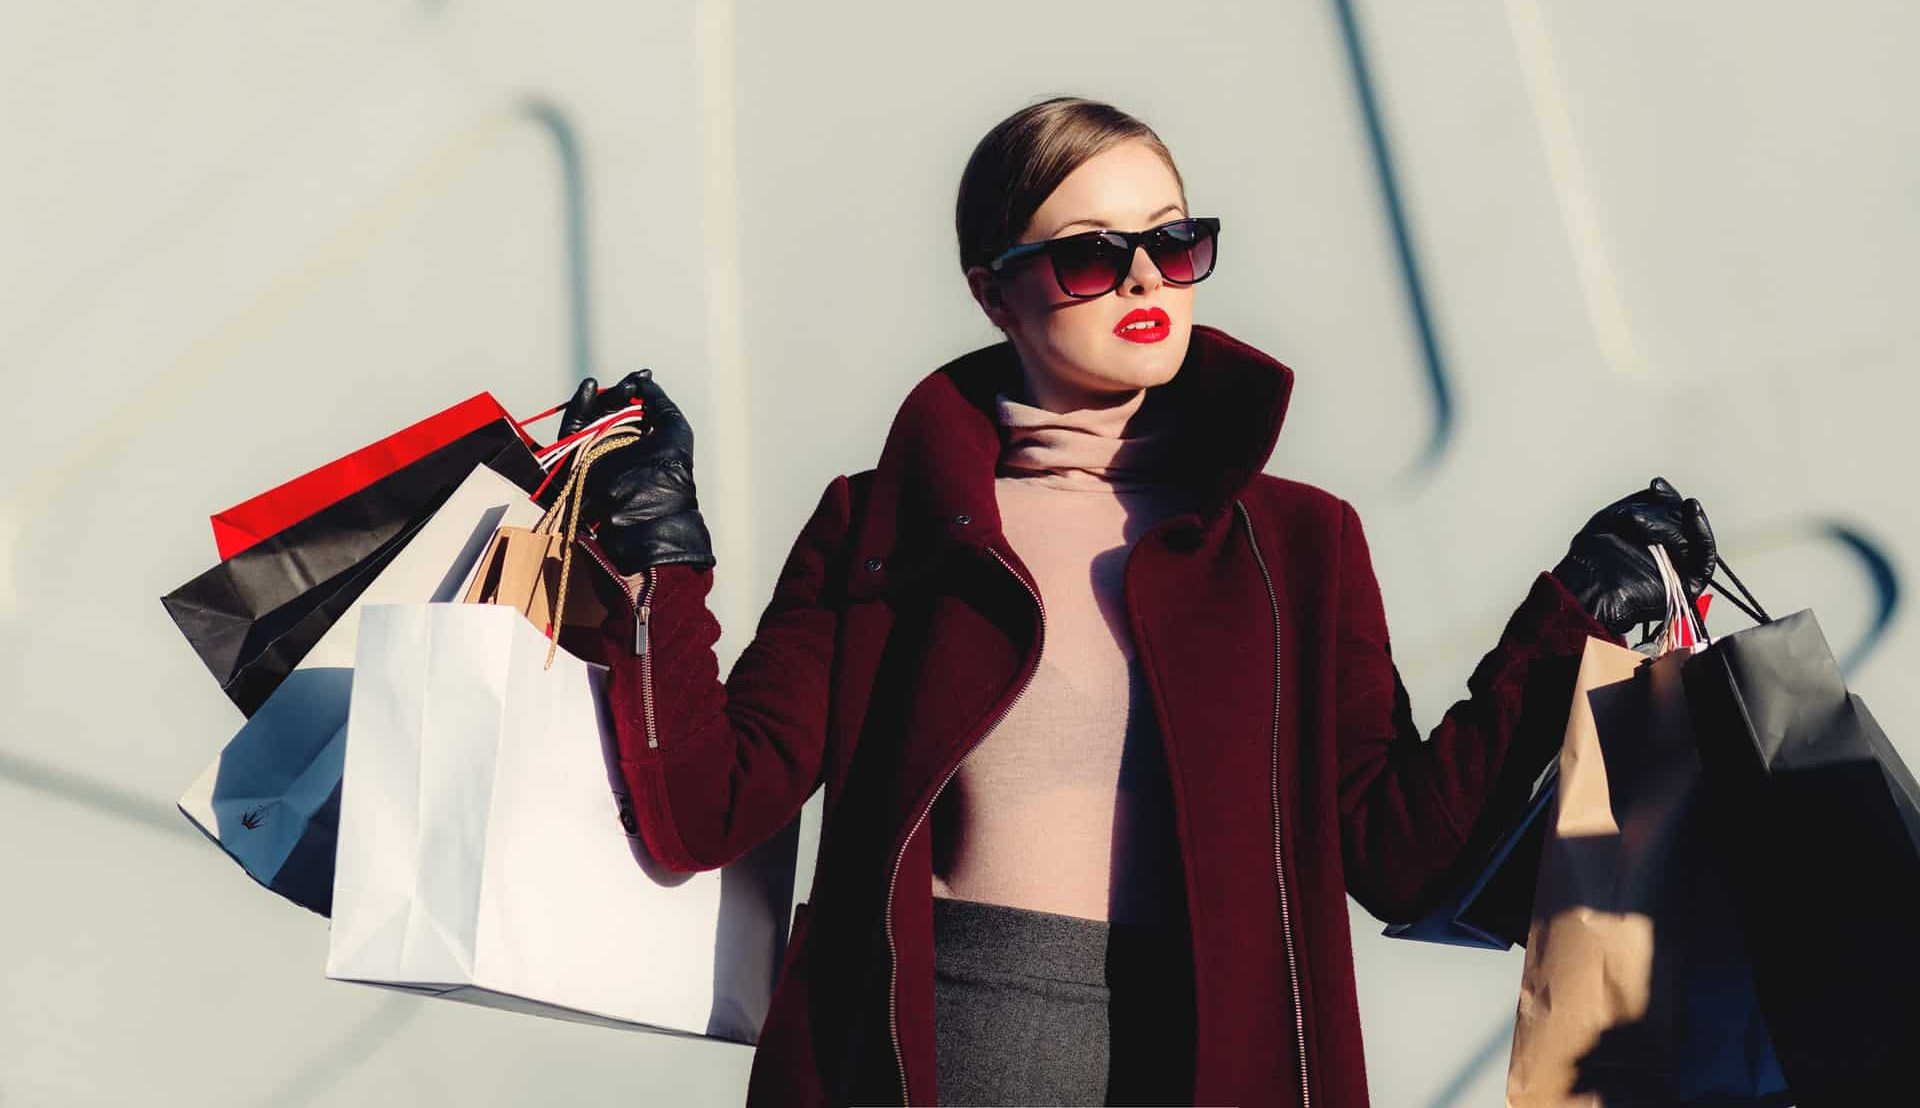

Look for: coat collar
[847,324,1294,590]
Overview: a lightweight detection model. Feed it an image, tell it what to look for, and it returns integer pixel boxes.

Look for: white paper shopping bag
[177,463,543,914]
[326,602,799,1043]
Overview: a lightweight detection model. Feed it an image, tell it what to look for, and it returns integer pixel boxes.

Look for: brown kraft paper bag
[1506,623,1786,1104]
[462,429,641,663]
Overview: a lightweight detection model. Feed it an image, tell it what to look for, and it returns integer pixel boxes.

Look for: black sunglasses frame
[986,216,1222,299]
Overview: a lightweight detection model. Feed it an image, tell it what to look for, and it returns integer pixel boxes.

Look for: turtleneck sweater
[928,387,1195,926]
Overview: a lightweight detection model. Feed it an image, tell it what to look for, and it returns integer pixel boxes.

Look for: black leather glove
[556,369,715,574]
[1552,476,1716,638]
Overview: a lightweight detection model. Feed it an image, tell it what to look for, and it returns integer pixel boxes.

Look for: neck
[995,389,1177,489]
[1015,380,1150,426]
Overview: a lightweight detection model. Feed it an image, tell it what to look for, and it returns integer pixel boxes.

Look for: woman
[559,97,1716,1108]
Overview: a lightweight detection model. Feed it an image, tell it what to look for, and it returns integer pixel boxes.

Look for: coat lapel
[850,323,1297,566]
[845,324,1302,822]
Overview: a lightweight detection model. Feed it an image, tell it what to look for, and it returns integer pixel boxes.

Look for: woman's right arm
[589,476,852,875]
[559,370,850,875]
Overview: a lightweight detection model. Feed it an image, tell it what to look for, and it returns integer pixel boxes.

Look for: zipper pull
[634,604,651,656]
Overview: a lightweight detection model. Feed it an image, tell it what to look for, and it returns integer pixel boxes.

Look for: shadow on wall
[519,97,595,390]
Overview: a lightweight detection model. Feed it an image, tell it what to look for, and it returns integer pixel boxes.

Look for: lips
[1114,306,1171,343]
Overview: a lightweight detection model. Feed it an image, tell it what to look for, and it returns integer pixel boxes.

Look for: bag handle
[1708,556,1772,626]
[528,404,646,502]
[512,387,648,475]
[512,386,638,432]
[525,425,642,669]
[534,405,648,474]
[1641,545,1773,644]
[514,395,575,428]
[1650,544,1708,650]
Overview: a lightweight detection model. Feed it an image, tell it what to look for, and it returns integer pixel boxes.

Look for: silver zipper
[884,546,1045,1106]
[1235,499,1310,1106]
[581,542,660,749]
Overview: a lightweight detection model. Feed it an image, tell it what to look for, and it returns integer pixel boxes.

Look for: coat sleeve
[591,475,852,874]
[1332,497,1614,923]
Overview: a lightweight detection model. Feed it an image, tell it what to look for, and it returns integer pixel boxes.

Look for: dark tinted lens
[1147,220,1217,285]
[1050,233,1130,297]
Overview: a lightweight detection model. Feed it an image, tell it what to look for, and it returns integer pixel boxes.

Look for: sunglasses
[987,216,1221,299]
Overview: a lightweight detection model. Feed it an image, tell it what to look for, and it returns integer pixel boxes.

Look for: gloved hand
[556,369,715,574]
[1551,476,1716,638]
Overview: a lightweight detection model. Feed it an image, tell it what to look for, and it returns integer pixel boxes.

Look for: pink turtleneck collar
[993,389,1181,491]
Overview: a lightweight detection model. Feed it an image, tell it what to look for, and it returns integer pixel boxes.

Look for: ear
[965,265,1012,328]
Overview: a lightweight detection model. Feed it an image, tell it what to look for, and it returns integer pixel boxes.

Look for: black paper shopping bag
[1380,758,1557,950]
[1683,602,1920,1104]
[162,418,543,715]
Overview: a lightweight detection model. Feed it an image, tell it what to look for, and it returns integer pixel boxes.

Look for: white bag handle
[534,406,649,472]
[1649,544,1707,651]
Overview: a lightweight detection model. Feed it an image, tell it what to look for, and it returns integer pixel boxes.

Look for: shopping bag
[1386,597,1716,951]
[1683,581,1920,1102]
[1508,549,1787,1106]
[176,463,545,914]
[326,602,800,1043]
[1381,758,1558,950]
[161,418,543,715]
[210,393,529,559]
[462,424,641,660]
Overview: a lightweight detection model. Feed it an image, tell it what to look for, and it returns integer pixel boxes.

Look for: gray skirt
[931,896,1196,1107]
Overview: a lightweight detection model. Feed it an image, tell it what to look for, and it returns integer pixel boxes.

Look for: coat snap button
[864,557,884,572]
[953,514,971,526]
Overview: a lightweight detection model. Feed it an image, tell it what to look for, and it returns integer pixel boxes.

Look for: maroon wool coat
[590,324,1614,1107]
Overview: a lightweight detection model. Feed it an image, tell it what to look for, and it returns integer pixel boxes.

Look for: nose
[1122,242,1163,295]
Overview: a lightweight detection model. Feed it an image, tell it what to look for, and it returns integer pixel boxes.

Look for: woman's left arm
[1331,497,1611,924]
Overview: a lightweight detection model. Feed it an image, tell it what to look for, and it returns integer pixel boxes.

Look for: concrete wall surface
[2,3,1912,1105]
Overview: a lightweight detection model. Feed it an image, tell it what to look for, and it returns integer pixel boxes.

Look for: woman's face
[967,138,1195,412]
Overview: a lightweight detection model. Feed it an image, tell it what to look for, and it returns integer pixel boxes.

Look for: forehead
[1028,139,1186,236]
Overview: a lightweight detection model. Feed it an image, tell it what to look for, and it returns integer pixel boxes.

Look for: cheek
[1000,270,1068,324]
[1039,307,1111,360]
[1164,285,1197,324]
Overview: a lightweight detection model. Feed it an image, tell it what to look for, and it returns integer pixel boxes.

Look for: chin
[1021,325,1192,404]
[1098,328,1190,388]
[1057,357,1183,401]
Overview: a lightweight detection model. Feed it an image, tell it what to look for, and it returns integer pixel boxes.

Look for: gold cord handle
[538,427,641,668]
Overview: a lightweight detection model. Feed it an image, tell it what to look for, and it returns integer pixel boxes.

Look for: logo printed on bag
[240,806,268,830]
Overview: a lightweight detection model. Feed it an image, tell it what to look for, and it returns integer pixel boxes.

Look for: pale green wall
[3,2,1913,1105]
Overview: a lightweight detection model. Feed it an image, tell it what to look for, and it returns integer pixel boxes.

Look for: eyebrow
[1043,203,1185,240]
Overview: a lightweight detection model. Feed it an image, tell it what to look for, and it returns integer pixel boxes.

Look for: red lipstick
[1114,306,1171,343]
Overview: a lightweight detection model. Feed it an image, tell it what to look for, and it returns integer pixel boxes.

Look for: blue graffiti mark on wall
[1819,520,1901,676]
[521,98,594,389]
[1327,0,1454,474]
